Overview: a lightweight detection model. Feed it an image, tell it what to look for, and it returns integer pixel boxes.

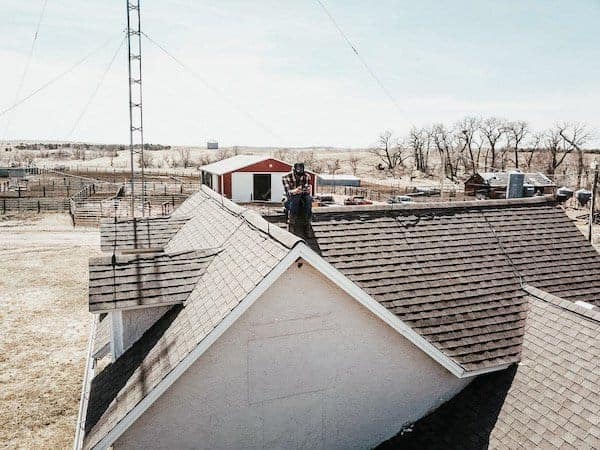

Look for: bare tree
[198,154,211,166]
[273,149,299,163]
[480,117,506,171]
[456,116,480,173]
[215,148,231,162]
[525,132,542,170]
[407,126,432,173]
[543,127,572,175]
[504,120,529,169]
[73,147,87,161]
[311,159,325,174]
[326,159,341,175]
[178,148,192,168]
[301,150,316,171]
[348,154,360,176]
[137,152,154,168]
[431,123,461,180]
[558,122,590,188]
[370,130,409,174]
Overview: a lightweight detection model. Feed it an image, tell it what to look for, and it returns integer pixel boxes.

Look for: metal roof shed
[317,173,361,187]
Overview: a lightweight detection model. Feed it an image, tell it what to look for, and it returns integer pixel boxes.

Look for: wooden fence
[1,197,70,214]
[38,164,200,178]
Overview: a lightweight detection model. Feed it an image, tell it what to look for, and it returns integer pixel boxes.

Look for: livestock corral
[0,167,200,226]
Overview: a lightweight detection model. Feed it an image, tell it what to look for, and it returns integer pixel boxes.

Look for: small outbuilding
[0,167,27,178]
[316,173,361,188]
[200,155,314,203]
[464,171,556,198]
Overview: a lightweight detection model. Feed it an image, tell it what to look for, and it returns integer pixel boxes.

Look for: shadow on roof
[84,305,183,434]
[376,364,517,450]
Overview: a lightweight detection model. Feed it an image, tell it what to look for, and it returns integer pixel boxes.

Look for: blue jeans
[287,193,312,220]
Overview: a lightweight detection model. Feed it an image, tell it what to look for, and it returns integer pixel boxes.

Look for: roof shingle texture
[88,250,217,312]
[376,294,600,450]
[99,216,190,252]
[310,205,529,372]
[482,205,600,306]
[310,199,600,372]
[82,189,300,449]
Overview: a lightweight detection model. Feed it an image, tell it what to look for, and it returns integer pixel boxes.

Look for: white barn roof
[199,155,272,175]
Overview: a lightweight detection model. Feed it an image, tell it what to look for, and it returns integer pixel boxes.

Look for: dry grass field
[0,214,100,449]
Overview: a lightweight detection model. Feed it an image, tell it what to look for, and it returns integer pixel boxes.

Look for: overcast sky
[0,0,599,147]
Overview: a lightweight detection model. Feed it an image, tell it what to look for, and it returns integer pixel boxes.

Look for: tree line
[371,118,595,186]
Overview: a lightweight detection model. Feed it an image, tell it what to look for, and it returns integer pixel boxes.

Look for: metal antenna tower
[126,0,145,217]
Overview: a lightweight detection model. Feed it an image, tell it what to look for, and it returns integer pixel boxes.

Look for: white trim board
[73,317,97,450]
[109,311,124,361]
[87,243,505,450]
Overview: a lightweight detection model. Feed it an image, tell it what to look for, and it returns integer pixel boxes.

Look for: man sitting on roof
[282,162,312,226]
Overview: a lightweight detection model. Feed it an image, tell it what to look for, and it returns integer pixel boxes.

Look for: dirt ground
[0,214,100,449]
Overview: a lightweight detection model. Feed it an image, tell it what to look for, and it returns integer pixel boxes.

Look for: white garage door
[270,173,287,203]
[231,172,253,202]
[231,172,288,203]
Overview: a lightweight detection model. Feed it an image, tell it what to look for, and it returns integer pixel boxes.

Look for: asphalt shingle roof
[82,193,600,449]
[309,197,600,372]
[82,188,301,449]
[377,292,600,450]
[99,216,190,252]
[482,205,600,306]
[88,250,217,312]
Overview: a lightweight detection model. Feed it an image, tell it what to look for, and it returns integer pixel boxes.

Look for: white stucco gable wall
[115,261,468,450]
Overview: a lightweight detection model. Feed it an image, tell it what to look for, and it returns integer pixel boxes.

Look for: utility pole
[126,0,145,218]
[589,160,598,242]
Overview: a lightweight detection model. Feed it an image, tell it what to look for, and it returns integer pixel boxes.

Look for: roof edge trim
[89,300,186,314]
[74,317,97,450]
[522,284,600,322]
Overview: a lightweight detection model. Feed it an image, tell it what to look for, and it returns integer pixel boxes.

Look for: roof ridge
[522,284,600,323]
[198,154,268,175]
[90,248,221,265]
[200,185,301,249]
[313,195,555,215]
[99,215,181,224]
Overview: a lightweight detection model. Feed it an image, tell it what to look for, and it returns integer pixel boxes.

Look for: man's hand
[290,187,302,195]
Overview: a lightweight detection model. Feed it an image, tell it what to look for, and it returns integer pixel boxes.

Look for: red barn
[200,155,315,203]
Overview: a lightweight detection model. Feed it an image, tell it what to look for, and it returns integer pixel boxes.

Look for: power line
[0,33,123,120]
[314,0,403,116]
[2,0,49,140]
[141,31,285,144]
[67,36,126,139]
